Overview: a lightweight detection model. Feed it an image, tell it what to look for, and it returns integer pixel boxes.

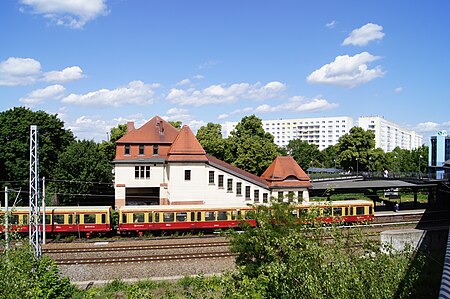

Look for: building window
[236,182,242,195]
[124,144,130,155]
[288,191,294,202]
[218,175,224,188]
[135,166,150,179]
[209,171,215,184]
[139,144,145,155]
[245,186,251,200]
[227,179,233,192]
[153,145,159,155]
[263,193,268,203]
[297,191,303,201]
[278,192,284,201]
[254,190,259,202]
[185,170,191,181]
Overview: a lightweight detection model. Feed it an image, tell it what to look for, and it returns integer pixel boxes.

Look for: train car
[297,199,374,223]
[118,205,256,233]
[0,206,112,235]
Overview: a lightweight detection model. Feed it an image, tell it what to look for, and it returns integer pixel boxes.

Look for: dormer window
[153,145,159,155]
[124,144,130,155]
[139,145,145,155]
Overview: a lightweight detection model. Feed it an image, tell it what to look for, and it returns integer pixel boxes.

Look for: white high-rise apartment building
[223,116,354,150]
[222,116,422,152]
[358,116,423,152]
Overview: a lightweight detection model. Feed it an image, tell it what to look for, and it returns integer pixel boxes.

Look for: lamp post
[419,155,423,178]
[368,157,372,175]
[356,157,359,177]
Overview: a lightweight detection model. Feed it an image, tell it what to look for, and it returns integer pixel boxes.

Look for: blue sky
[1,1,449,144]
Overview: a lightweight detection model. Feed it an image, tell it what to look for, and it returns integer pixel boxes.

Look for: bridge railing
[309,171,448,182]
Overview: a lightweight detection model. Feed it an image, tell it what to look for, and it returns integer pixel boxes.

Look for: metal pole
[42,177,46,245]
[5,187,9,251]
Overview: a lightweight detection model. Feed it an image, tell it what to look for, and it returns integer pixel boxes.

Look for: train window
[102,214,106,224]
[45,215,52,224]
[349,207,354,216]
[10,215,19,224]
[176,212,187,222]
[154,213,160,223]
[68,214,73,224]
[231,211,237,220]
[205,212,216,221]
[163,212,174,222]
[322,207,332,216]
[148,213,152,222]
[122,213,127,224]
[238,211,242,219]
[197,212,201,221]
[217,211,228,221]
[134,213,145,223]
[245,211,255,220]
[333,208,342,216]
[53,214,64,224]
[356,207,365,215]
[190,212,195,221]
[21,214,29,225]
[369,206,373,215]
[84,214,96,224]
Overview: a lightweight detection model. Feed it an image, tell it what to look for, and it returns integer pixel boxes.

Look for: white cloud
[394,87,403,93]
[20,0,108,29]
[166,107,188,115]
[0,57,41,86]
[415,122,443,133]
[20,84,66,105]
[326,20,337,29]
[192,74,204,80]
[306,52,384,88]
[44,66,84,82]
[61,80,160,107]
[342,23,385,46]
[176,78,191,86]
[218,114,229,120]
[198,60,218,69]
[255,97,338,113]
[166,81,286,106]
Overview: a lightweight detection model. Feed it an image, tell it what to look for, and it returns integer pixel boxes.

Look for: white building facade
[223,116,422,152]
[358,116,423,152]
[223,116,354,150]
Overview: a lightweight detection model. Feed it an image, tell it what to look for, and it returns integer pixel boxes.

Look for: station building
[113,116,311,208]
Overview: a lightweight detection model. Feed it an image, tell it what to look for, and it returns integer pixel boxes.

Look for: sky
[1,0,449,144]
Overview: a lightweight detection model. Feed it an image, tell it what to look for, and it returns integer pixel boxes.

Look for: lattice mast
[29,125,41,258]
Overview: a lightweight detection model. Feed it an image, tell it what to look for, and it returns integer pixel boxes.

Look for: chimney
[127,121,135,132]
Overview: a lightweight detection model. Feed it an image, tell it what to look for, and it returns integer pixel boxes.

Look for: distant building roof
[261,156,311,188]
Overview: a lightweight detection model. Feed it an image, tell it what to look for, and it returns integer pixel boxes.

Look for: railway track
[54,251,237,265]
[43,241,229,254]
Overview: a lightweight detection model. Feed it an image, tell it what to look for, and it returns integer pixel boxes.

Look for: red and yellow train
[0,199,374,236]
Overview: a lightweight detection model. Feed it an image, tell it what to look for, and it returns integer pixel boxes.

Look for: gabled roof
[116,116,179,144]
[261,156,311,188]
[167,125,208,162]
[207,155,269,188]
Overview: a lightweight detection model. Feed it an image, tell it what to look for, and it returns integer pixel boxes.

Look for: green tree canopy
[0,107,74,184]
[168,121,182,129]
[224,115,280,175]
[285,139,322,170]
[49,140,113,205]
[196,122,225,160]
[336,127,376,171]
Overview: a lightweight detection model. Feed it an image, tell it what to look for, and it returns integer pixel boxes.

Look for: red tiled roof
[167,125,208,162]
[116,116,179,144]
[261,156,311,188]
[207,155,269,188]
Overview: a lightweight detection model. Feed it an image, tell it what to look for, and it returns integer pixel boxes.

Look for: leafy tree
[0,243,74,298]
[285,139,322,170]
[321,144,340,168]
[99,124,128,161]
[227,202,432,298]
[168,121,182,129]
[49,140,113,205]
[196,123,226,160]
[0,107,74,185]
[224,115,280,175]
[336,127,375,171]
[367,147,388,172]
